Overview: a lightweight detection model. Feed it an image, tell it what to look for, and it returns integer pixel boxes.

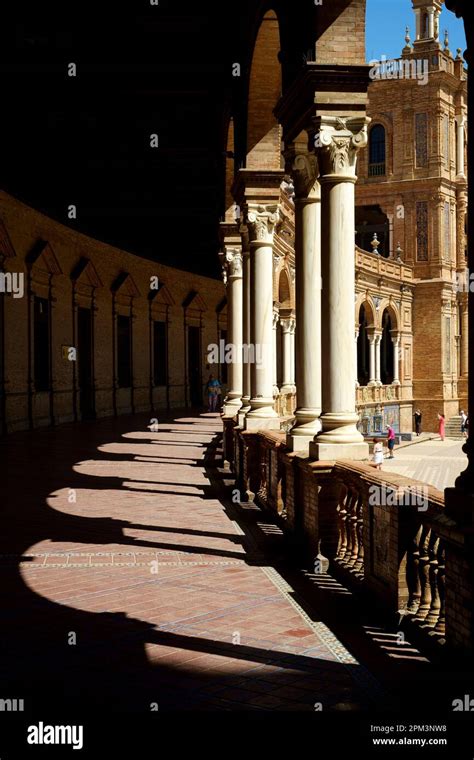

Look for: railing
[406,522,445,637]
[368,162,386,177]
[357,384,400,405]
[334,481,365,580]
[230,423,470,656]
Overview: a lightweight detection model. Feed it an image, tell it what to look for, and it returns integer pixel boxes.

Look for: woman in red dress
[438,413,445,441]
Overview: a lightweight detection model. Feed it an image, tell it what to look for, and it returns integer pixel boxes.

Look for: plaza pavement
[0,411,468,717]
[381,437,468,491]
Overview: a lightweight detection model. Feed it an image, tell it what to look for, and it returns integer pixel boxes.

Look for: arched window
[380,310,394,385]
[368,125,386,177]
[357,305,370,386]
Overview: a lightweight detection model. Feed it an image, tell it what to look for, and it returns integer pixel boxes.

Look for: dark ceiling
[1,0,241,278]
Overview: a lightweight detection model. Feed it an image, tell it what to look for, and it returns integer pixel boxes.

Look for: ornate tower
[355,0,468,429]
[412,0,443,46]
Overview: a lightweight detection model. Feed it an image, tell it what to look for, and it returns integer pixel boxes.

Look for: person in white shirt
[373,438,384,470]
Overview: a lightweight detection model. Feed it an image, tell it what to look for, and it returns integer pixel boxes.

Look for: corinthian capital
[219,247,243,281]
[284,146,320,200]
[245,204,280,245]
[280,316,296,335]
[314,116,370,179]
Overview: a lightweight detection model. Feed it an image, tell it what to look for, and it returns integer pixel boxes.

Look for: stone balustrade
[356,383,401,405]
[229,421,472,657]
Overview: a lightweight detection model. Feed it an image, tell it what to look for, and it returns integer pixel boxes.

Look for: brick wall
[0,191,225,431]
[315,0,366,66]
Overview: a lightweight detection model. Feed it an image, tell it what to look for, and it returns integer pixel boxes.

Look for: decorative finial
[371,233,381,255]
[444,29,451,54]
[456,48,464,61]
[405,26,411,48]
[396,243,403,262]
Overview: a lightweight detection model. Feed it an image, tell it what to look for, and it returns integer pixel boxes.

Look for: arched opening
[380,309,395,385]
[421,11,429,39]
[278,269,291,308]
[276,269,292,388]
[368,124,386,177]
[247,10,283,170]
[356,205,390,257]
[357,304,371,386]
[224,117,236,222]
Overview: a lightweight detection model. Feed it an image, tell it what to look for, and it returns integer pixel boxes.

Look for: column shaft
[368,335,376,385]
[392,335,401,385]
[375,334,382,386]
[310,115,369,461]
[245,205,279,430]
[280,316,295,393]
[238,249,251,425]
[221,249,243,416]
[287,151,322,452]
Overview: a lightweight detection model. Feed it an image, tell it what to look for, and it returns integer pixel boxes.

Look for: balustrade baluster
[337,486,348,560]
[434,543,446,636]
[426,534,441,626]
[406,525,422,614]
[355,494,365,574]
[415,526,432,621]
[349,493,360,566]
[343,490,356,563]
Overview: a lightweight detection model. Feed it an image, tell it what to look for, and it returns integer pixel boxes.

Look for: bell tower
[412,0,443,46]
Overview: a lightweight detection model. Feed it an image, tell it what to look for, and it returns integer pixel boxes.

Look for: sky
[366,0,467,63]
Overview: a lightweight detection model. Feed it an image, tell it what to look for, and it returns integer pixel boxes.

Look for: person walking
[205,373,221,412]
[438,412,445,441]
[373,438,384,470]
[387,424,396,459]
[414,409,422,436]
[461,409,468,439]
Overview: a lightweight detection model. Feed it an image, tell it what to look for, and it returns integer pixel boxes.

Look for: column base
[222,394,242,417]
[286,432,314,453]
[245,414,280,431]
[309,440,369,461]
[237,403,251,427]
[286,409,321,453]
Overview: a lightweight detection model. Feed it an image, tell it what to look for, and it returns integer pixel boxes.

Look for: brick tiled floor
[0,410,458,714]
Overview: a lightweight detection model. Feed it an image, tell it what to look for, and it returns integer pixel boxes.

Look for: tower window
[368,125,386,176]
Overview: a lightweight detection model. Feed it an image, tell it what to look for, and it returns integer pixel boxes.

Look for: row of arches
[357,303,398,387]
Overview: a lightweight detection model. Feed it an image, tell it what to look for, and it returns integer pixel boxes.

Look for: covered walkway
[0,412,459,714]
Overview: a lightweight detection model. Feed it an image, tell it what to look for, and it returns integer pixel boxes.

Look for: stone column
[244,204,280,430]
[310,116,369,461]
[220,248,243,416]
[456,190,468,269]
[280,315,296,394]
[355,329,359,388]
[392,331,401,385]
[375,333,382,386]
[461,301,469,377]
[427,7,435,38]
[272,307,279,398]
[238,229,251,427]
[456,116,466,178]
[286,148,322,452]
[289,322,296,389]
[414,8,421,39]
[368,334,377,386]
